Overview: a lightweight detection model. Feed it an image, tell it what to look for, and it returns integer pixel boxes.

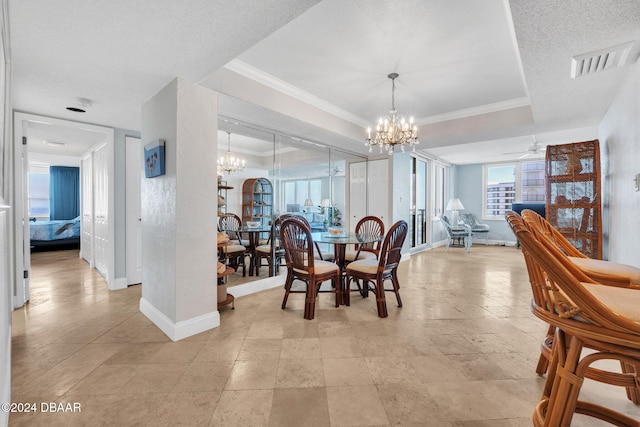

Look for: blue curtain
[49,166,80,220]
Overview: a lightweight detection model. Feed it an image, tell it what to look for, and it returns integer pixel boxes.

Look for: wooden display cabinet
[545,139,602,259]
[242,178,273,228]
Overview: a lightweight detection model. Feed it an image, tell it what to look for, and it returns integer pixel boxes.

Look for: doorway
[411,157,431,250]
[13,112,115,308]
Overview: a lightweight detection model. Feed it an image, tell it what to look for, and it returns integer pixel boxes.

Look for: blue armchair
[461,213,490,245]
[440,215,472,252]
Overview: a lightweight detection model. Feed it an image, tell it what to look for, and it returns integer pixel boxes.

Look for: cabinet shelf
[545,140,602,259]
[218,179,233,217]
[242,178,273,229]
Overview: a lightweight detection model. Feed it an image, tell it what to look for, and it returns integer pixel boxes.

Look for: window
[282,178,322,211]
[29,166,50,219]
[483,160,545,219]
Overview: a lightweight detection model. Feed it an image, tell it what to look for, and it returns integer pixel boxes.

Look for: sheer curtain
[49,166,79,220]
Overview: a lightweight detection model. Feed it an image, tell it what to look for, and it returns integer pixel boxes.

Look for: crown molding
[224,59,370,128]
[225,60,531,130]
[416,97,531,126]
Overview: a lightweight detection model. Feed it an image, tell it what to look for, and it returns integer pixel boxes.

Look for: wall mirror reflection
[216,114,366,288]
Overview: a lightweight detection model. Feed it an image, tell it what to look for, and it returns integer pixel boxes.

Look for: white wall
[140,78,219,341]
[0,201,10,427]
[28,152,80,167]
[599,62,640,266]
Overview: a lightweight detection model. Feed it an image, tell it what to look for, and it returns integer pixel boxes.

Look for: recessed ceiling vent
[570,41,634,78]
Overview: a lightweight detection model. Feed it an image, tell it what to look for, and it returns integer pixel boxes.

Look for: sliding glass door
[410,157,430,250]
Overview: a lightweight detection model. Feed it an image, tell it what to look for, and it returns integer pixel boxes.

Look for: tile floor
[9,246,639,426]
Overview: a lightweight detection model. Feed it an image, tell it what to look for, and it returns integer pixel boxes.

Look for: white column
[139,78,219,341]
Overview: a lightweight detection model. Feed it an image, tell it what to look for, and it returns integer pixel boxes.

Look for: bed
[30,217,81,251]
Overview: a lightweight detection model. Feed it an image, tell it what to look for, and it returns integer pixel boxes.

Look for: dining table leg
[333,243,347,305]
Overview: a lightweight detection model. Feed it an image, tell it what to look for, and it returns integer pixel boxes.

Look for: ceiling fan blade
[517,152,533,159]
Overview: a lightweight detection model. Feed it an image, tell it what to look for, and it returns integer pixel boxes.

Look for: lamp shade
[446,198,464,211]
[304,198,314,207]
[320,199,331,208]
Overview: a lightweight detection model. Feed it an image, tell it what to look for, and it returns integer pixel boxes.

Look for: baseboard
[139,297,220,342]
[228,275,284,299]
[112,277,128,291]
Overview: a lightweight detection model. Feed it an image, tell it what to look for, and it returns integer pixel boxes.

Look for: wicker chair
[344,216,384,263]
[345,220,407,318]
[254,213,292,276]
[507,212,640,426]
[280,217,340,320]
[218,214,250,247]
[292,214,335,262]
[522,209,640,290]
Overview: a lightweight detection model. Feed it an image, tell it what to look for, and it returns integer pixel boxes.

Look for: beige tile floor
[9,246,639,426]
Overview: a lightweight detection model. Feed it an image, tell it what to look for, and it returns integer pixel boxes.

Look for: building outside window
[483,160,545,219]
[29,165,50,219]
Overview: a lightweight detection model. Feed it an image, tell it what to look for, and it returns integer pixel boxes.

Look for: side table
[217,266,235,310]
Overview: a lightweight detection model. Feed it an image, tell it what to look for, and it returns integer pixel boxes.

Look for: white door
[18,134,30,306]
[125,136,142,285]
[367,159,389,229]
[92,143,109,278]
[81,154,93,267]
[348,162,367,231]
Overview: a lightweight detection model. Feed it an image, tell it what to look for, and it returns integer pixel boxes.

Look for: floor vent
[570,41,634,78]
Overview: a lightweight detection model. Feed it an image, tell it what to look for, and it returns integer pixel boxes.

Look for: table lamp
[446,198,465,225]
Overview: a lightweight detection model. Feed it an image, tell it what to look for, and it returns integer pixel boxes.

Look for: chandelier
[218,132,245,175]
[365,73,419,154]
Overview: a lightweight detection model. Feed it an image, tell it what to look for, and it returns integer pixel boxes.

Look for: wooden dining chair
[344,220,407,318]
[280,217,341,320]
[217,238,247,278]
[292,214,335,261]
[507,212,640,426]
[255,213,292,276]
[218,214,250,247]
[344,216,384,263]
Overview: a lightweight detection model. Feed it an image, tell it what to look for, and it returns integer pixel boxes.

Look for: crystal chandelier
[365,73,419,154]
[218,132,245,175]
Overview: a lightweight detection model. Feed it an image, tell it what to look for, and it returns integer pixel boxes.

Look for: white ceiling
[9,0,640,164]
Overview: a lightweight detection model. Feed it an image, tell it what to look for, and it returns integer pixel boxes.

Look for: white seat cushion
[569,257,640,284]
[344,250,377,261]
[255,245,271,254]
[582,282,640,321]
[346,259,379,275]
[293,260,339,275]
[222,244,246,253]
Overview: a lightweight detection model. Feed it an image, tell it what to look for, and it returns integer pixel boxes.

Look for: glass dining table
[312,230,382,304]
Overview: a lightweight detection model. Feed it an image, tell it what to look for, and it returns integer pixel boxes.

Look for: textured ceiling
[9,0,640,164]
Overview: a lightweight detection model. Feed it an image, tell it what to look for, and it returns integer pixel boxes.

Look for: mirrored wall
[216,105,366,287]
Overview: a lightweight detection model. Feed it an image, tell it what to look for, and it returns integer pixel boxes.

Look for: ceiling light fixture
[44,140,66,147]
[66,97,92,113]
[218,132,245,175]
[366,73,419,154]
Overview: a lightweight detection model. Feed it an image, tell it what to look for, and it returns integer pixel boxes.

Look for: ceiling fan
[325,166,343,176]
[503,138,547,159]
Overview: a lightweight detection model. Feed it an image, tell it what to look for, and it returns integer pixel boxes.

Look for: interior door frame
[125,136,142,285]
[13,113,116,307]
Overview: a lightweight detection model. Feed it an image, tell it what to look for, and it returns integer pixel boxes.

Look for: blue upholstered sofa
[511,203,545,218]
